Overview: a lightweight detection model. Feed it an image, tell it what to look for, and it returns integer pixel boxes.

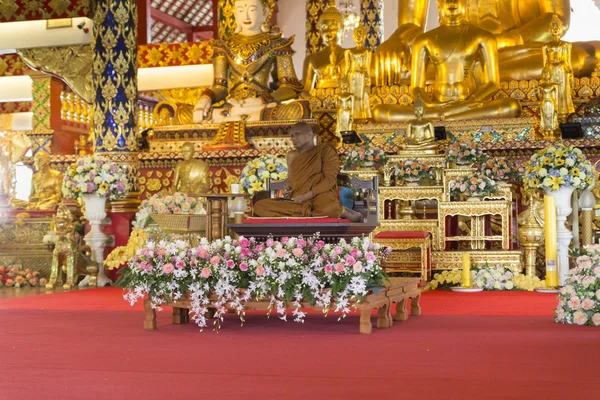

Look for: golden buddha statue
[336,89,354,135]
[172,143,210,195]
[373,0,600,84]
[302,0,346,92]
[193,0,302,123]
[537,66,560,139]
[373,0,521,122]
[400,95,438,153]
[344,27,372,121]
[544,14,575,123]
[11,152,63,211]
[317,51,342,89]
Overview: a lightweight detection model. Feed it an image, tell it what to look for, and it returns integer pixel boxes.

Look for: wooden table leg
[395,297,409,321]
[212,199,223,240]
[172,307,189,324]
[359,306,373,334]
[206,199,213,241]
[144,298,157,330]
[376,302,393,328]
[411,294,422,316]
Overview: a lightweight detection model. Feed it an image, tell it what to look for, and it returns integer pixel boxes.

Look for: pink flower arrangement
[448,174,497,199]
[446,142,487,166]
[395,159,434,183]
[481,157,523,184]
[0,265,44,288]
[556,245,600,327]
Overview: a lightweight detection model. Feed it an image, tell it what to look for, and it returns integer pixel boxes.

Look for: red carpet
[0,288,598,400]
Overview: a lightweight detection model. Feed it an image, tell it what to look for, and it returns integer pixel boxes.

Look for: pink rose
[292,248,304,257]
[275,248,287,257]
[353,262,363,273]
[592,313,600,326]
[176,260,185,269]
[241,248,251,257]
[157,249,166,256]
[316,240,325,249]
[334,246,343,255]
[334,263,344,273]
[197,248,209,259]
[568,297,581,309]
[281,237,289,245]
[226,259,235,269]
[365,252,376,262]
[162,263,174,274]
[582,276,596,289]
[256,265,265,276]
[573,311,588,325]
[210,256,221,265]
[200,267,211,279]
[596,289,600,301]
[582,298,595,310]
[239,262,248,271]
[296,238,306,248]
[240,238,250,248]
[265,238,274,247]
[345,256,356,265]
[325,264,333,274]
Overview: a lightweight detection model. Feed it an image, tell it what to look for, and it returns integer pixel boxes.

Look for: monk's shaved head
[290,122,315,136]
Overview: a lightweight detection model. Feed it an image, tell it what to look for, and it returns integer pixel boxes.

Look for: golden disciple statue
[172,143,210,195]
[302,0,346,92]
[373,0,600,84]
[344,27,372,121]
[336,89,354,135]
[401,95,438,153]
[537,66,560,138]
[373,0,521,122]
[11,152,63,211]
[543,14,575,123]
[193,0,302,123]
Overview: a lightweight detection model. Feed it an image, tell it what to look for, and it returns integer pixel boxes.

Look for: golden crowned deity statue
[302,0,346,92]
[172,143,211,195]
[193,0,302,124]
[10,152,63,211]
[400,95,438,153]
[344,27,372,121]
[373,0,600,85]
[537,66,560,139]
[373,0,521,122]
[543,14,575,123]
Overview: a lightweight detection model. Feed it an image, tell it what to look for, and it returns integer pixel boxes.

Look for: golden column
[579,189,597,246]
[92,0,139,212]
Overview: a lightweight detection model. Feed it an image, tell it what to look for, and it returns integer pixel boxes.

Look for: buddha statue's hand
[373,25,422,86]
[194,95,213,121]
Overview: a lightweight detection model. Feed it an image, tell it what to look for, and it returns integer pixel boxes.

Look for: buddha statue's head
[33,151,50,172]
[181,142,195,161]
[319,1,343,47]
[234,0,272,35]
[413,94,425,119]
[353,27,367,48]
[437,0,466,26]
[549,14,565,39]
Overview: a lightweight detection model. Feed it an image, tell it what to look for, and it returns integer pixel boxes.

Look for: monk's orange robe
[254,142,343,218]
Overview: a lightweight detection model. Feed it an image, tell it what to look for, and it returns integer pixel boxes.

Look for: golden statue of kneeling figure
[373,0,521,122]
[172,143,211,195]
[10,152,63,211]
[46,205,98,290]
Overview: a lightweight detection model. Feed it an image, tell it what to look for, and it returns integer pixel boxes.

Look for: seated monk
[254,122,362,222]
[11,152,63,210]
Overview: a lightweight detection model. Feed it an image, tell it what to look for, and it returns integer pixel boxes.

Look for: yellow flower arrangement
[105,228,148,270]
[512,274,546,291]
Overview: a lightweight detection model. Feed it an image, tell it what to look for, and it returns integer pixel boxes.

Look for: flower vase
[466,196,482,202]
[545,186,575,285]
[360,161,374,169]
[454,162,473,169]
[80,194,112,287]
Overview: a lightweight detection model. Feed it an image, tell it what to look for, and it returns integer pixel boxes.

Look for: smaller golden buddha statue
[172,142,210,195]
[336,89,354,136]
[344,27,372,121]
[543,14,575,124]
[537,66,560,139]
[302,0,346,92]
[11,152,63,210]
[400,95,438,154]
[317,51,342,89]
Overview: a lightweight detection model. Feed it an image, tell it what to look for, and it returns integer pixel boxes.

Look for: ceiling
[150,0,215,44]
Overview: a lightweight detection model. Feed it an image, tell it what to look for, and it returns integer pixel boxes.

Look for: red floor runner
[0,288,594,400]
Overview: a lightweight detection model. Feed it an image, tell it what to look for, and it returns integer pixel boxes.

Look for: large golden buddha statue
[373,0,521,122]
[193,0,302,123]
[11,152,63,211]
[302,0,346,92]
[374,0,600,84]
[172,143,210,195]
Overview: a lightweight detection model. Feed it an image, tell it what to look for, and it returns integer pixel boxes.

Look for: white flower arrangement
[426,265,546,291]
[525,144,594,191]
[239,155,288,195]
[62,155,128,200]
[555,244,600,326]
[119,235,392,331]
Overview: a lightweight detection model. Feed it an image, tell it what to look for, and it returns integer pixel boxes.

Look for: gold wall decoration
[360,0,383,52]
[0,0,89,22]
[218,0,236,41]
[0,54,28,76]
[306,0,328,55]
[138,42,213,68]
[18,45,94,104]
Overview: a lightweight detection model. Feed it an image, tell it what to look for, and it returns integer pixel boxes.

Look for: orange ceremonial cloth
[254,142,344,218]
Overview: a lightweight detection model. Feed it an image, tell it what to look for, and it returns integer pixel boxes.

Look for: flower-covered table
[142,277,421,334]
